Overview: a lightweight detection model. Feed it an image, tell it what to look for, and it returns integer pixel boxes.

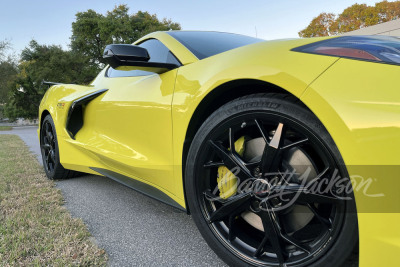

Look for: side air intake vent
[66,89,108,139]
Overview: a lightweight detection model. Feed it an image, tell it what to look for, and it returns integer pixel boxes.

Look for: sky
[0,0,383,55]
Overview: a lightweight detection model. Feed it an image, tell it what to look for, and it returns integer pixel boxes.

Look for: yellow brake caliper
[217,136,246,199]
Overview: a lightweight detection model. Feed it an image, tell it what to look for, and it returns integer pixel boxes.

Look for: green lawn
[0,135,107,266]
[0,126,12,131]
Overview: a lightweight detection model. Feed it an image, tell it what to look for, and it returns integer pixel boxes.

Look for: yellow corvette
[38,31,400,267]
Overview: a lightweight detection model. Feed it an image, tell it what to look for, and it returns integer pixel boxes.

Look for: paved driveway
[1,127,226,266]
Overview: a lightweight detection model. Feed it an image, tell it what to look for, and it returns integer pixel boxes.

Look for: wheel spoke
[208,140,253,180]
[47,151,55,164]
[203,161,224,168]
[228,214,237,241]
[309,166,330,182]
[228,127,235,152]
[41,144,51,151]
[46,152,54,173]
[269,182,341,204]
[282,186,341,204]
[245,161,260,169]
[260,123,285,174]
[280,233,311,254]
[208,192,252,223]
[307,192,340,204]
[254,119,269,143]
[50,150,56,163]
[204,189,224,202]
[45,122,51,137]
[43,136,49,145]
[254,234,269,258]
[46,123,54,142]
[259,209,286,265]
[281,138,308,150]
[270,123,284,149]
[307,203,333,230]
[44,153,49,164]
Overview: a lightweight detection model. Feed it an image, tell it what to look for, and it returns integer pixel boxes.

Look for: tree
[375,0,400,21]
[0,40,17,106]
[299,0,400,37]
[0,40,10,60]
[5,40,98,119]
[334,4,375,33]
[0,61,17,104]
[299,13,336,37]
[71,5,181,67]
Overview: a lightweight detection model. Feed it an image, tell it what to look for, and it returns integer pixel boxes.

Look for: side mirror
[103,44,179,73]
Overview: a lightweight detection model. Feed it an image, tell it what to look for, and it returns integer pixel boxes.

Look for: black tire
[40,114,79,179]
[185,93,358,267]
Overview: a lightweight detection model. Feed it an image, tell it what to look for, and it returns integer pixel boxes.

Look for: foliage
[0,106,4,120]
[0,60,18,105]
[299,0,400,37]
[5,40,98,119]
[0,40,10,59]
[71,5,181,66]
[298,13,337,38]
[0,40,17,105]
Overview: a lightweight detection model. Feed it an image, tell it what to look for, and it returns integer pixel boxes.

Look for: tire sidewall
[41,114,62,179]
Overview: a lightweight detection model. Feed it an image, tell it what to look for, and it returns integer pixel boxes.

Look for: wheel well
[181,79,301,213]
[40,110,50,126]
[39,110,50,140]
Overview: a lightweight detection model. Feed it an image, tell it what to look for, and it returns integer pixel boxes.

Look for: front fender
[171,39,339,201]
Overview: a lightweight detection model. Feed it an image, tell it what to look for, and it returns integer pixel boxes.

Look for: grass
[0,135,108,266]
[0,126,12,131]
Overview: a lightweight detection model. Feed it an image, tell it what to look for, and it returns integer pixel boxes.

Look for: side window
[139,39,181,65]
[106,39,180,78]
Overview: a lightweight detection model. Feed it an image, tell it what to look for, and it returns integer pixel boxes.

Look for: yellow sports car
[38,31,400,267]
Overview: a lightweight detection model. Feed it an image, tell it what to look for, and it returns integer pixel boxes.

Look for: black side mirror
[103,44,150,68]
[103,44,179,72]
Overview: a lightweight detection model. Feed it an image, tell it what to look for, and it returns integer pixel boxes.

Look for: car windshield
[167,31,264,60]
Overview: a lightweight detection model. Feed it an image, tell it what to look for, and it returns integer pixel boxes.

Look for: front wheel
[40,114,78,179]
[185,94,358,267]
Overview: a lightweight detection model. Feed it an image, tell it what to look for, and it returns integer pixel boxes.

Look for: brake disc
[240,137,318,234]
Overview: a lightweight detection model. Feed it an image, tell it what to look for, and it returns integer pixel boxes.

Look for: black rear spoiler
[42,80,64,88]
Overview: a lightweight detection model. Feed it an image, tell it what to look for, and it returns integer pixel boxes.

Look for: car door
[79,39,180,194]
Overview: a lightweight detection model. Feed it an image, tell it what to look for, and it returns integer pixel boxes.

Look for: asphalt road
[1,127,358,267]
[0,127,226,266]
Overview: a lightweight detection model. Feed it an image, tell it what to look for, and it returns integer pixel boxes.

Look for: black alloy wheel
[40,114,78,179]
[41,118,57,174]
[185,94,358,267]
